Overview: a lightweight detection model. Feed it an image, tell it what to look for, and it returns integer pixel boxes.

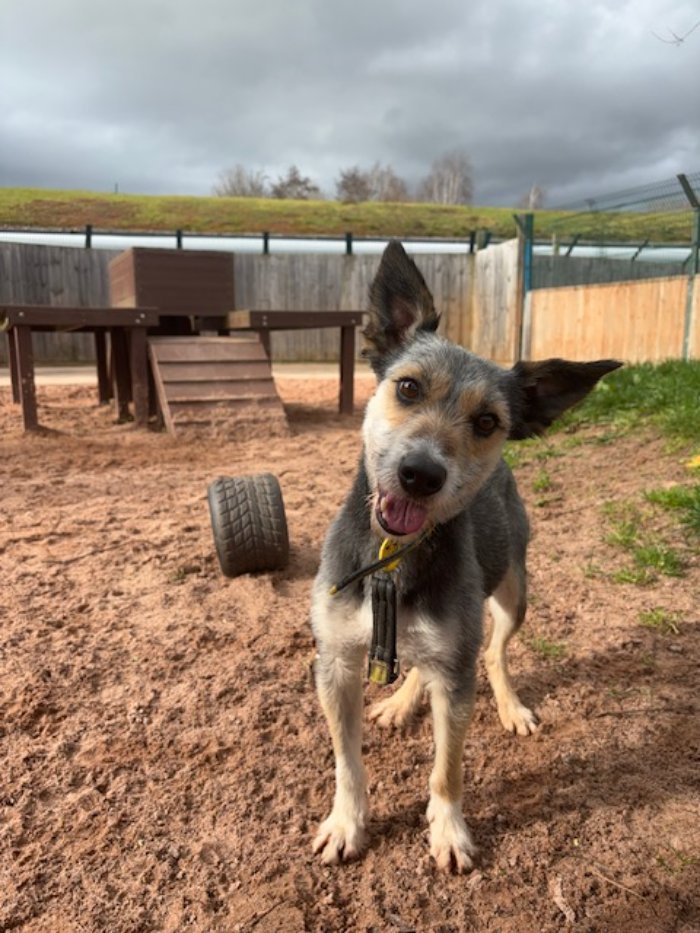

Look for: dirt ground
[1,375,698,933]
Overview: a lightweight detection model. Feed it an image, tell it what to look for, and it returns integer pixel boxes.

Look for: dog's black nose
[398,452,447,497]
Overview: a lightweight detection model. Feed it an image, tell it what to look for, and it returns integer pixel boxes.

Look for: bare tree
[518,184,546,210]
[417,151,473,205]
[271,165,322,200]
[368,162,410,202]
[213,164,268,197]
[336,166,373,203]
[335,162,410,203]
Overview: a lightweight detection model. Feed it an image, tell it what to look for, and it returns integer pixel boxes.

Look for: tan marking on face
[378,361,459,428]
[406,388,508,468]
[375,363,424,429]
[458,384,511,458]
[426,367,453,402]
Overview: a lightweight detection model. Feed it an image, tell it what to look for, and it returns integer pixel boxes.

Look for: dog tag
[368,574,399,686]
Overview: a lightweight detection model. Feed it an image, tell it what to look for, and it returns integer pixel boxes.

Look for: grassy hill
[0,187,694,243]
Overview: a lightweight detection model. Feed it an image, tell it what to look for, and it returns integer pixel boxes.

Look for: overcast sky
[1,0,699,207]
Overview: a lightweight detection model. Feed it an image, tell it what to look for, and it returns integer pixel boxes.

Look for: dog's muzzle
[375,452,446,537]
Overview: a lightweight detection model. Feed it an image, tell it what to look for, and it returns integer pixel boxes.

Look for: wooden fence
[0,241,522,366]
[8,239,695,367]
[0,243,117,362]
[524,274,700,361]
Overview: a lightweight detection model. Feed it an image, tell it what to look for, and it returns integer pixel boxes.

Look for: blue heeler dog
[310,241,620,872]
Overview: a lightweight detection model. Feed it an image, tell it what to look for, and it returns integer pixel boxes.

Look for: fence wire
[555,171,700,214]
[529,172,700,288]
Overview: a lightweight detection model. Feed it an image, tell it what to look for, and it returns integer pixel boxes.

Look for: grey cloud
[1,0,698,206]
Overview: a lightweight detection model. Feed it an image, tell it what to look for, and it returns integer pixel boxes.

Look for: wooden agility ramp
[148,336,286,434]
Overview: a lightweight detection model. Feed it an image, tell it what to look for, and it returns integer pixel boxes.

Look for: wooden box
[108,248,235,314]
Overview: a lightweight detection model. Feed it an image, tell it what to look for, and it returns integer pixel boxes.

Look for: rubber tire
[207,474,290,578]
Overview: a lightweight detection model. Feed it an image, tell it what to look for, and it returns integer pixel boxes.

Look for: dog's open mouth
[376,491,428,537]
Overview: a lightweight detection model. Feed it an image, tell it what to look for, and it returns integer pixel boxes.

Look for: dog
[310,240,620,872]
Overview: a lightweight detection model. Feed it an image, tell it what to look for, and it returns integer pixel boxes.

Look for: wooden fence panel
[527,275,690,362]
[690,275,700,359]
[471,239,520,365]
[233,252,475,361]
[234,254,358,361]
[0,244,119,362]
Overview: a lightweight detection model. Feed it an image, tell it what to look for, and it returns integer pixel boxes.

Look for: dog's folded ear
[362,240,440,372]
[508,358,622,439]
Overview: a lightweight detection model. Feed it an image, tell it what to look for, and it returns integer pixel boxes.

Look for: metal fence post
[345,232,353,256]
[682,209,699,359]
[678,174,700,360]
[85,224,92,249]
[513,212,534,361]
[175,229,183,249]
[262,232,270,255]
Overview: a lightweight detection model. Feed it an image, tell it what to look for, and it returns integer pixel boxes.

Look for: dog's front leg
[312,646,368,864]
[426,677,478,872]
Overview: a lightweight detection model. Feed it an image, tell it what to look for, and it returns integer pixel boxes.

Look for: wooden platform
[148,336,286,434]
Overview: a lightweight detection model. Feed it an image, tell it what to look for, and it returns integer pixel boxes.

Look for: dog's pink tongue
[382,495,428,535]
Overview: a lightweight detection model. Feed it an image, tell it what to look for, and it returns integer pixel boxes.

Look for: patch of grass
[502,445,522,469]
[645,484,700,536]
[605,516,639,550]
[527,636,567,660]
[533,444,564,461]
[632,543,685,577]
[602,500,686,584]
[611,567,657,586]
[639,608,682,635]
[557,361,700,448]
[533,469,553,493]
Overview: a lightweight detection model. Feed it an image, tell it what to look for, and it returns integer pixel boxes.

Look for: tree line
[212,151,476,205]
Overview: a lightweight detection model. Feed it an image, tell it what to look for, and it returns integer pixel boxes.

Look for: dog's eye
[396,378,421,402]
[473,413,499,437]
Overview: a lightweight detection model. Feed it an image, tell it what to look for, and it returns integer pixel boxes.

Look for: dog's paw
[368,694,414,729]
[497,699,540,736]
[312,813,367,865]
[427,797,477,873]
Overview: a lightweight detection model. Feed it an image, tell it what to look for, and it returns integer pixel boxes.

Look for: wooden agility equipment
[109,248,235,327]
[148,335,286,435]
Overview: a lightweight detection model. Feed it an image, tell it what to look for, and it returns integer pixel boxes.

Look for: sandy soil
[1,377,698,932]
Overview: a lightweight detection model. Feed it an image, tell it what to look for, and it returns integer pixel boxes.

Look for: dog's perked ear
[362,240,441,373]
[508,358,622,439]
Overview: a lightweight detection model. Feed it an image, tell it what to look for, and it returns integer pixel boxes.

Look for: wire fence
[528,172,700,279]
[555,171,700,214]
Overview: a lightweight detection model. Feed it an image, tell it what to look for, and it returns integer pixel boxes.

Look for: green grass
[504,362,699,474]
[645,484,700,536]
[611,567,657,586]
[603,501,686,584]
[532,469,553,493]
[639,608,682,635]
[558,361,700,448]
[527,636,567,659]
[0,187,695,241]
